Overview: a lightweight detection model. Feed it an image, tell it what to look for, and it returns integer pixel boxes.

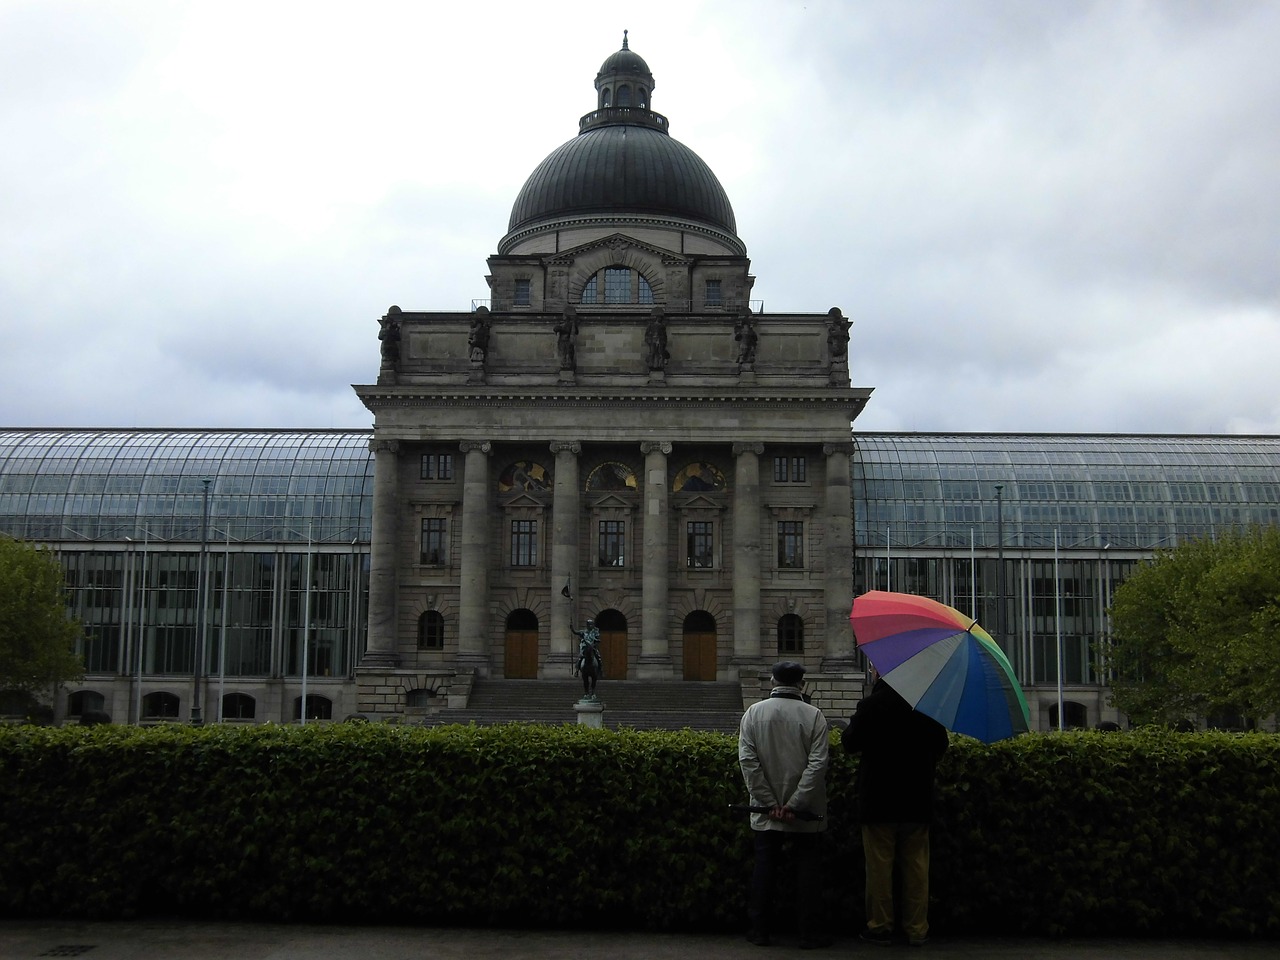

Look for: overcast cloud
[2,0,1277,435]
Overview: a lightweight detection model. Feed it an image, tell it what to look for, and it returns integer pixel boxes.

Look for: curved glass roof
[2,430,1277,553]
[853,433,1280,551]
[0,430,374,544]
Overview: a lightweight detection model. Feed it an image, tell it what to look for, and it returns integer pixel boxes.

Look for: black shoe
[746,930,771,946]
[799,936,833,949]
[909,936,930,947]
[860,928,893,947]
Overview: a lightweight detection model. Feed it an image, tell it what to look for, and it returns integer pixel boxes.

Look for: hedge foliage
[1,723,1277,937]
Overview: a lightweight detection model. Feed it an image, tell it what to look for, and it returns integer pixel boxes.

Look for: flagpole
[135,526,149,725]
[561,576,574,673]
[301,522,312,725]
[1055,528,1064,731]
[885,526,891,592]
[970,528,976,617]
[217,525,230,722]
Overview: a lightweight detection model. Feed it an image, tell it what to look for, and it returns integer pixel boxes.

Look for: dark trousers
[749,830,824,939]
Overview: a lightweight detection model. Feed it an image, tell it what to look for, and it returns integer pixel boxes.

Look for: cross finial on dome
[622,29,629,50]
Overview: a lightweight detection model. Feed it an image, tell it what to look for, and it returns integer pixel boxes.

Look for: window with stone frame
[687,520,714,569]
[510,519,538,567]
[773,455,807,483]
[514,279,532,306]
[578,267,654,305]
[778,520,805,569]
[418,610,445,650]
[705,278,722,307]
[421,452,454,481]
[598,519,626,567]
[770,505,813,572]
[777,614,805,654]
[421,517,447,565]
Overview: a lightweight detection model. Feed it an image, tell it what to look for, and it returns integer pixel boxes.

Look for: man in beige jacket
[738,660,830,948]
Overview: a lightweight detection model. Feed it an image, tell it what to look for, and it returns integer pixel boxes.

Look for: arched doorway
[504,609,539,679]
[682,610,718,681]
[595,608,628,680]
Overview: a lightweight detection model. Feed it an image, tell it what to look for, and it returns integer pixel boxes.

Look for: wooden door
[682,631,717,681]
[504,629,539,679]
[599,629,628,680]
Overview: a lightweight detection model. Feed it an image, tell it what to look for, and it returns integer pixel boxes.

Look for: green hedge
[1,723,1277,936]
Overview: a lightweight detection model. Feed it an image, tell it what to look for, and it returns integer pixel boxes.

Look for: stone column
[639,440,673,678]
[362,438,400,667]
[457,440,492,672]
[823,442,857,667]
[732,443,764,669]
[549,440,582,673]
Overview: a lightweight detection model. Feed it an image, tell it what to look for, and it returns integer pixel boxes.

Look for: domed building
[5,36,1276,732]
[352,35,873,719]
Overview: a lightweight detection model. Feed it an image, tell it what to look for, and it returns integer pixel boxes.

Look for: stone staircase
[427,678,745,733]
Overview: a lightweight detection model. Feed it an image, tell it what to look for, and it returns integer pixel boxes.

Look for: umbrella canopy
[850,590,1031,742]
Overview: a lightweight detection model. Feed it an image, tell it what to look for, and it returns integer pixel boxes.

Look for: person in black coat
[842,678,948,946]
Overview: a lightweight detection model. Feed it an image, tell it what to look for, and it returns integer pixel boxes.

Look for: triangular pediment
[548,233,688,266]
[677,493,724,511]
[591,493,635,509]
[502,492,547,509]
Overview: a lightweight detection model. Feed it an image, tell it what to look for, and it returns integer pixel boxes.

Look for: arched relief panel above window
[674,462,726,493]
[498,460,551,493]
[586,461,638,491]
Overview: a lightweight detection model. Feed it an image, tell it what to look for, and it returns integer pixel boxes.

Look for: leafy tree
[0,535,84,701]
[1105,525,1280,726]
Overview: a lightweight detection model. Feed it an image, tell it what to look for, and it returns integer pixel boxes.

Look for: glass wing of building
[0,429,374,544]
[1,428,1277,728]
[851,433,1280,704]
[852,433,1280,551]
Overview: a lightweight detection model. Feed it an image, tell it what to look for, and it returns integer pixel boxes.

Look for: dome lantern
[500,34,740,254]
[595,30,654,111]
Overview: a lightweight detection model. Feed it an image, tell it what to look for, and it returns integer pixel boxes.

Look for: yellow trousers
[862,822,931,941]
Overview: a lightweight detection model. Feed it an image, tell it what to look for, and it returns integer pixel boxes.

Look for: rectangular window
[511,520,537,566]
[599,520,625,567]
[421,453,454,480]
[687,521,714,569]
[421,518,446,565]
[773,456,807,483]
[778,521,804,568]
[514,279,531,306]
[705,279,722,306]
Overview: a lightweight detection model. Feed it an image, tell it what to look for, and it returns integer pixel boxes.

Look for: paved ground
[1,921,1277,960]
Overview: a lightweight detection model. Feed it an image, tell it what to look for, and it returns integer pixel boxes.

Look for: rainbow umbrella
[850,590,1030,742]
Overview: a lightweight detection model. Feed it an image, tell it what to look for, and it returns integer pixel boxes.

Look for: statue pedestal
[574,699,605,728]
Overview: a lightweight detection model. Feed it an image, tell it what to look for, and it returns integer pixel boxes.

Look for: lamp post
[191,478,211,725]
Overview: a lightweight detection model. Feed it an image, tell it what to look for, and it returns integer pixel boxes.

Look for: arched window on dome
[577,267,655,306]
[617,84,631,107]
[638,87,648,108]
[602,88,611,108]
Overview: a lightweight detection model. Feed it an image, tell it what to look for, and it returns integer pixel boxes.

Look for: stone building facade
[352,37,872,717]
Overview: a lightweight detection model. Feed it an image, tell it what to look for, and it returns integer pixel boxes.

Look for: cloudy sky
[2,0,1277,435]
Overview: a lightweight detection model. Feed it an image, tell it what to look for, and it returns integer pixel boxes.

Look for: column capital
[732,442,765,457]
[549,441,582,457]
[459,440,493,456]
[369,438,400,455]
[640,440,672,456]
[823,441,858,458]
